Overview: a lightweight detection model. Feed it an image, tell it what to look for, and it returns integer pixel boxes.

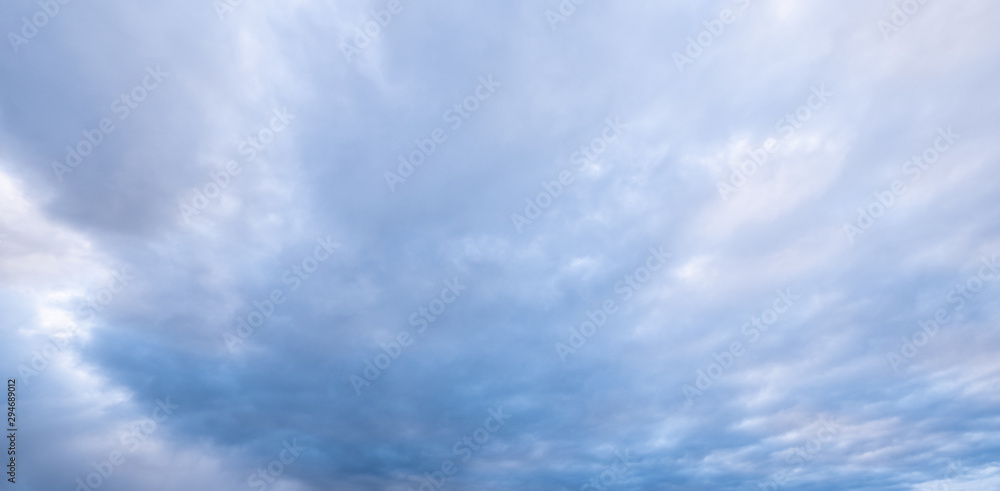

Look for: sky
[1,0,1000,490]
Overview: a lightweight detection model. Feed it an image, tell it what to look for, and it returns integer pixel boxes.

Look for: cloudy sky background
[2,0,1000,489]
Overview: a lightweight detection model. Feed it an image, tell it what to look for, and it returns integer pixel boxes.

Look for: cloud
[2,0,1000,489]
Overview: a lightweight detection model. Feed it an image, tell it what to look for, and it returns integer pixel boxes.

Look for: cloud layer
[2,0,1000,489]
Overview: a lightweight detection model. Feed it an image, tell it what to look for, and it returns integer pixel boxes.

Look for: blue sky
[1,0,1000,490]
